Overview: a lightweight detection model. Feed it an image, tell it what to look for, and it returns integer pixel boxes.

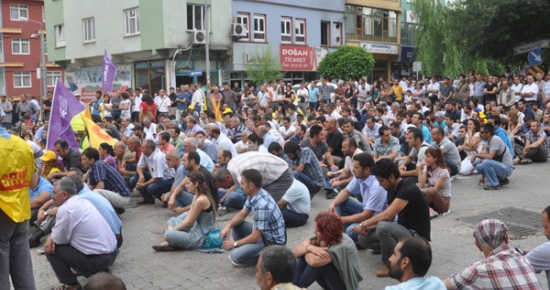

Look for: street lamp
[20,17,47,121]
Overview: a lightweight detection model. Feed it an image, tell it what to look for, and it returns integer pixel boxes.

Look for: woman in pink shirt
[99,143,117,170]
[418,147,452,217]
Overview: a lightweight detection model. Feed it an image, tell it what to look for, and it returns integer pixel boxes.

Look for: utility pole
[204,0,210,98]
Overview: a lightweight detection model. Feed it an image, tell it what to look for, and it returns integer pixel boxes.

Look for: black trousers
[525,146,548,162]
[46,244,117,285]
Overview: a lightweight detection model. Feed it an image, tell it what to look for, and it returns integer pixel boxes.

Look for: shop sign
[360,43,398,55]
[400,46,415,62]
[406,10,418,23]
[280,45,317,71]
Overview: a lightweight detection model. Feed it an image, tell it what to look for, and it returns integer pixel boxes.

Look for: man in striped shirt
[213,152,293,202]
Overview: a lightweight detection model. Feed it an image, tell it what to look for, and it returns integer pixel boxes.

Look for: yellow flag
[84,104,92,120]
[81,115,117,149]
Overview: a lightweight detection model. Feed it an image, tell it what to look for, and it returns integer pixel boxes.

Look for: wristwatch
[360,222,365,229]
[233,241,238,248]
[44,212,48,217]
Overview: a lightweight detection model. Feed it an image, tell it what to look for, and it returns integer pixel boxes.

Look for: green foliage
[317,46,375,80]
[244,47,285,86]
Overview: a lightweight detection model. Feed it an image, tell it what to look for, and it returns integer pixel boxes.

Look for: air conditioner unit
[231,23,247,38]
[194,30,206,44]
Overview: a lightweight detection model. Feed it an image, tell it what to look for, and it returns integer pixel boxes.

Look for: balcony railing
[346,33,398,43]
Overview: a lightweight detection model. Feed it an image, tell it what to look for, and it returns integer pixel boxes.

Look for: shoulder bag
[198,223,223,249]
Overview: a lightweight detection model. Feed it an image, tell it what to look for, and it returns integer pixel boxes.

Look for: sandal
[152,244,176,251]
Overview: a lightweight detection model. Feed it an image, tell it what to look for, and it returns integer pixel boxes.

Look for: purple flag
[46,80,85,152]
[102,49,116,93]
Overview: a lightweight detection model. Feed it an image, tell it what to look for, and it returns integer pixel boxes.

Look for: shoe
[161,202,168,208]
[520,158,532,164]
[152,244,176,251]
[115,207,125,215]
[230,259,249,268]
[28,233,40,248]
[218,207,229,216]
[326,189,338,199]
[483,184,502,190]
[371,249,381,255]
[499,178,510,187]
[376,265,390,277]
[137,198,155,205]
[442,209,452,216]
[430,211,439,219]
[130,189,142,198]
[513,157,520,165]
[355,243,366,250]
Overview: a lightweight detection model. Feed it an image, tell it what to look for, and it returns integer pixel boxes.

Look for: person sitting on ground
[44,178,118,290]
[328,153,387,244]
[113,141,136,190]
[255,245,305,290]
[221,169,286,267]
[130,139,176,204]
[29,175,53,225]
[277,178,310,228]
[516,120,548,164]
[81,148,131,214]
[457,119,484,175]
[430,126,461,176]
[525,205,550,287]
[386,236,446,290]
[83,272,127,290]
[444,219,542,289]
[160,149,188,212]
[373,125,400,162]
[293,211,363,290]
[40,150,63,179]
[397,128,431,183]
[354,159,431,278]
[153,171,217,251]
[284,141,325,198]
[418,148,452,217]
[326,138,364,199]
[98,143,117,170]
[50,139,84,180]
[183,137,214,172]
[472,124,514,190]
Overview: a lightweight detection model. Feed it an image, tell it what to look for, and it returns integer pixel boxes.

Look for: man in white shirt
[280,117,296,140]
[542,72,550,104]
[155,89,171,118]
[296,83,309,113]
[210,124,238,158]
[44,178,117,290]
[427,76,440,104]
[511,76,524,103]
[521,75,539,105]
[120,117,134,143]
[191,84,204,112]
[143,118,157,137]
[130,88,142,123]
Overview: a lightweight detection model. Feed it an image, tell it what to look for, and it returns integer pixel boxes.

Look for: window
[253,14,266,42]
[187,4,210,31]
[83,18,95,42]
[295,19,305,44]
[321,21,330,46]
[14,72,31,88]
[54,24,65,47]
[10,4,28,21]
[12,38,29,54]
[236,12,249,41]
[0,73,5,95]
[0,38,3,59]
[47,71,61,87]
[281,17,292,43]
[124,8,140,36]
[42,6,45,22]
[345,5,399,43]
[401,23,417,46]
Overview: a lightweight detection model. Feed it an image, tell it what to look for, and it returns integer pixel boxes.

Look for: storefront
[230,43,329,87]
[357,42,400,83]
[392,46,414,79]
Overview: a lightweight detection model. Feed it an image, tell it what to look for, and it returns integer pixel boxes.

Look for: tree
[244,47,285,86]
[317,46,375,81]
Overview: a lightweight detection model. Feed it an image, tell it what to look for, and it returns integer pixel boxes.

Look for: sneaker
[218,207,229,216]
[499,178,510,186]
[442,209,452,216]
[513,157,520,165]
[520,158,532,164]
[483,184,502,190]
[229,256,249,268]
[326,189,338,199]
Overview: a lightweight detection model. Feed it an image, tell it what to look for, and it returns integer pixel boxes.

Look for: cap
[223,108,234,114]
[434,111,446,118]
[132,124,144,131]
[473,219,508,248]
[474,107,482,113]
[40,150,57,162]
[188,105,195,110]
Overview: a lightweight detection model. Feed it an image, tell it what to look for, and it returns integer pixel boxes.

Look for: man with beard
[525,205,550,287]
[385,237,445,290]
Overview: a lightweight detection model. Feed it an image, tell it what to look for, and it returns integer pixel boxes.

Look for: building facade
[0,0,63,99]
[229,0,345,86]
[344,0,401,82]
[396,0,417,78]
[45,0,232,102]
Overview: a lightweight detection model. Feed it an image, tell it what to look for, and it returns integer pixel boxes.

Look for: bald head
[115,141,125,150]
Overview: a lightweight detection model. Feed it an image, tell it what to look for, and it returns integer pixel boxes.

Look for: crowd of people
[2,72,550,290]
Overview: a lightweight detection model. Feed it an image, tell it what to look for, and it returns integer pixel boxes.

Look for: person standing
[0,95,12,129]
[155,89,171,119]
[0,126,36,290]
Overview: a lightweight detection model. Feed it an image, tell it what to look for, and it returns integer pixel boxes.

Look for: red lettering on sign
[0,169,30,191]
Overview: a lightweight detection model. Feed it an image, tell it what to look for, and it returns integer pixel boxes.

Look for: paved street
[28,162,550,290]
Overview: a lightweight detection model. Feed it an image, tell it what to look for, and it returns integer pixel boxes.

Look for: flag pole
[45,80,59,150]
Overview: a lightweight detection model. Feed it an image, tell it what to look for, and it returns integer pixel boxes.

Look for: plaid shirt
[243,188,286,244]
[292,147,325,188]
[88,160,131,197]
[450,245,542,290]
[526,129,549,156]
[228,124,246,143]
[373,136,400,157]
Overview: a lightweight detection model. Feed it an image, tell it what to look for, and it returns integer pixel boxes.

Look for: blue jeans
[175,192,194,208]
[444,158,459,176]
[294,171,321,197]
[336,199,363,244]
[293,256,347,290]
[126,163,137,172]
[308,102,319,109]
[476,159,514,187]
[230,221,273,266]
[222,191,247,210]
[280,207,308,228]
[130,171,174,200]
